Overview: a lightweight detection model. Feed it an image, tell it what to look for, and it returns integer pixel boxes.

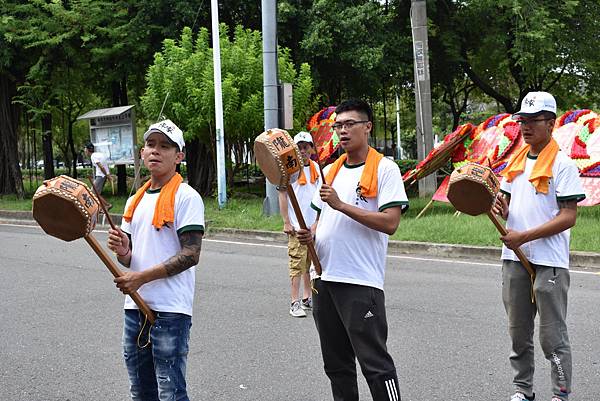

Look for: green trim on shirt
[146,187,162,194]
[556,194,586,202]
[343,161,365,169]
[379,201,409,212]
[527,152,538,160]
[177,224,205,235]
[310,202,321,213]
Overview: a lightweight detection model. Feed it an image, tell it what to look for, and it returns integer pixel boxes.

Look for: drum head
[447,179,494,216]
[254,141,284,186]
[33,193,90,241]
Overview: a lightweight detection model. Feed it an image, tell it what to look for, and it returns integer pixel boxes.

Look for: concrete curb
[2,210,599,271]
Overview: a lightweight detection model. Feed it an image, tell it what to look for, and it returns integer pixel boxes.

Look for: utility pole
[395,89,403,160]
[211,0,227,208]
[410,0,436,196]
[261,0,280,216]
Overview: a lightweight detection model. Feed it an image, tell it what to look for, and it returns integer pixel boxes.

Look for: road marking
[2,222,599,276]
[388,253,500,267]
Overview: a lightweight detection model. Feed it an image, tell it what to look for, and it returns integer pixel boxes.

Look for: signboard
[78,106,137,165]
[414,41,427,81]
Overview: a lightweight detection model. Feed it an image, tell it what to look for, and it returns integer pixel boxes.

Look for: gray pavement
[1,223,599,401]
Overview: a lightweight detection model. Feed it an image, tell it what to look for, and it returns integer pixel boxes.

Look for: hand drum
[447,163,499,216]
[33,175,99,241]
[254,129,302,188]
[254,128,323,275]
[32,175,157,323]
[446,163,536,291]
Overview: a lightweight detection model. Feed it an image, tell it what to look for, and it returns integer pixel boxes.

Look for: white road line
[388,253,501,267]
[2,222,598,275]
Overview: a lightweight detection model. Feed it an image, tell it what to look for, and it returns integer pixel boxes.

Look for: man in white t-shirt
[84,142,112,195]
[494,92,585,401]
[107,119,204,401]
[298,99,408,401]
[278,131,320,317]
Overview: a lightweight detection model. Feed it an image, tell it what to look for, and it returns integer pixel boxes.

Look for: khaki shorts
[288,234,310,277]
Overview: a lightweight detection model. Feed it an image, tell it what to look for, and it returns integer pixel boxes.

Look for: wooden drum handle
[286,186,323,275]
[88,175,117,230]
[84,235,156,324]
[486,211,536,279]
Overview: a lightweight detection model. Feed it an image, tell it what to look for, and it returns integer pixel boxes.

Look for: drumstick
[286,185,323,275]
[84,235,156,325]
[486,211,535,278]
[486,210,536,303]
[88,175,116,230]
[316,159,327,186]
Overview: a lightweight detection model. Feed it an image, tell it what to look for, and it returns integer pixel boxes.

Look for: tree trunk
[0,72,24,196]
[41,113,55,179]
[225,140,234,190]
[461,60,515,113]
[186,137,216,197]
[111,75,129,107]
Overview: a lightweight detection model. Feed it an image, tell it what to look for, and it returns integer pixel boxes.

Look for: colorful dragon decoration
[403,110,600,206]
[307,106,340,166]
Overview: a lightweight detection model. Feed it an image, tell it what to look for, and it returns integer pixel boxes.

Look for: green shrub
[395,159,417,174]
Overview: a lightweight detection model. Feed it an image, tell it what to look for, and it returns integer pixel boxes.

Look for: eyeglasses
[331,120,369,131]
[515,118,553,126]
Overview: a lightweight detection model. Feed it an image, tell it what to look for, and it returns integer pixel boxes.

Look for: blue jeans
[123,309,192,401]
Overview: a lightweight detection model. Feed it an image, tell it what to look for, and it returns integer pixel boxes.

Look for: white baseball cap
[514,91,557,118]
[143,119,185,151]
[293,131,313,145]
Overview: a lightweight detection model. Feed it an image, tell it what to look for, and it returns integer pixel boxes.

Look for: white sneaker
[289,301,307,317]
[511,392,534,401]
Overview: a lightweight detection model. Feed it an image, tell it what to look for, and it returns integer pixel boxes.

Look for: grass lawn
[2,183,599,252]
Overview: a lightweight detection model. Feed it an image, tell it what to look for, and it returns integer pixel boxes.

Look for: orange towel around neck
[501,138,559,194]
[298,160,319,185]
[325,147,383,197]
[123,173,183,229]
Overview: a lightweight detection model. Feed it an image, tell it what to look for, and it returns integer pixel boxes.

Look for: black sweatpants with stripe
[313,279,401,401]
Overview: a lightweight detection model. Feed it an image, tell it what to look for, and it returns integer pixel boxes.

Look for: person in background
[278,131,320,317]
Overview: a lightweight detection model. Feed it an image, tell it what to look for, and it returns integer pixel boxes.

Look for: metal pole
[211,0,227,208]
[395,90,402,160]
[262,0,280,216]
[411,0,436,196]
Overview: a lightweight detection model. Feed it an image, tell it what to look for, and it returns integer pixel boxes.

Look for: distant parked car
[35,160,65,168]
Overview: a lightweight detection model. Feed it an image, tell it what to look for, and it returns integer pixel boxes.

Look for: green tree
[431,0,600,112]
[0,9,26,196]
[142,25,317,196]
[296,0,406,104]
[87,0,208,107]
[4,0,113,182]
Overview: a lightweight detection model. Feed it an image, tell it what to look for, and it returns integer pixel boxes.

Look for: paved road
[1,224,599,401]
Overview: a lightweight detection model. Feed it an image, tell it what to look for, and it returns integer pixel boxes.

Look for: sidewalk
[2,209,599,271]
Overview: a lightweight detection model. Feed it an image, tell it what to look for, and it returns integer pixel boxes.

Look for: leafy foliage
[142,25,317,194]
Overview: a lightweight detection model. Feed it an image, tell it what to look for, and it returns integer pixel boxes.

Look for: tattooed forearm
[163,231,203,277]
[558,199,577,210]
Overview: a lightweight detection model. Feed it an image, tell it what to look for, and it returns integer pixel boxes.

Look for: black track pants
[312,279,401,401]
